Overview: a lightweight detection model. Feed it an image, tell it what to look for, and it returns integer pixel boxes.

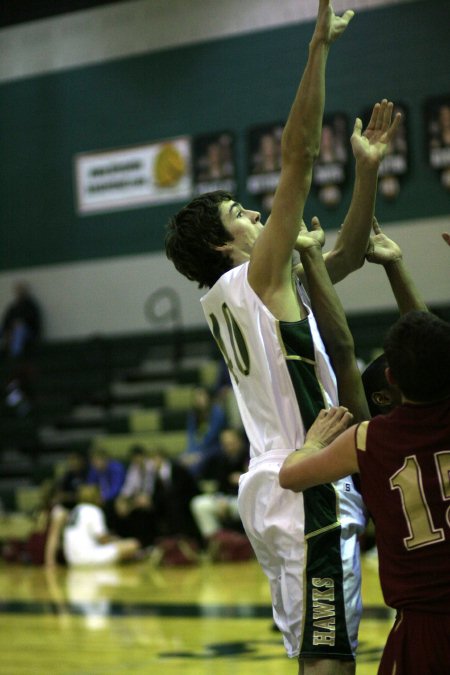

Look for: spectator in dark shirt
[190,428,249,545]
[1,281,42,359]
[151,446,201,543]
[114,445,159,547]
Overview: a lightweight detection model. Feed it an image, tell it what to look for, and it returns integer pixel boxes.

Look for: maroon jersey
[356,398,450,613]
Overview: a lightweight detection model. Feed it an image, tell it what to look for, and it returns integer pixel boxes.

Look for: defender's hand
[295,216,325,252]
[303,406,353,450]
[366,217,402,265]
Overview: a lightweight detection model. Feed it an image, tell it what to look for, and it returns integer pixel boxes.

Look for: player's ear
[211,243,233,253]
[372,389,393,407]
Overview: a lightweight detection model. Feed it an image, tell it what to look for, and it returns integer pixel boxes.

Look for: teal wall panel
[0,0,449,271]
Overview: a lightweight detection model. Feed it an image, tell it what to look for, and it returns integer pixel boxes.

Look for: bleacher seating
[0,327,220,514]
[2,303,449,519]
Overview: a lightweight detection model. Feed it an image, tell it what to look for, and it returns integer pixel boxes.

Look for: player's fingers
[311,216,321,230]
[381,101,394,130]
[341,411,354,427]
[327,406,349,420]
[341,9,355,25]
[352,117,363,137]
[385,111,402,141]
[375,99,388,129]
[367,102,380,131]
[372,217,381,235]
[328,408,353,431]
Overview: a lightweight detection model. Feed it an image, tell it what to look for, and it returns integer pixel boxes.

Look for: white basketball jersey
[201,262,338,459]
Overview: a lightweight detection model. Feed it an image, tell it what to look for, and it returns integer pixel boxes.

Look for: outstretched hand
[351,99,402,168]
[313,0,355,45]
[304,406,353,450]
[295,216,325,252]
[442,232,450,247]
[365,217,402,265]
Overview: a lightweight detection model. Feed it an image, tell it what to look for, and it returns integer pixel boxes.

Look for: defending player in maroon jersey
[280,310,450,674]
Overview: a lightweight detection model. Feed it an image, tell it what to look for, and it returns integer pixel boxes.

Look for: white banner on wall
[74,137,192,214]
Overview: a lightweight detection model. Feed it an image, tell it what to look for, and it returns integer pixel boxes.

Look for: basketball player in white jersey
[166,2,401,671]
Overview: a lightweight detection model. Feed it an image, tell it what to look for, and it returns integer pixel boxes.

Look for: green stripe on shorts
[280,320,353,659]
[300,526,353,660]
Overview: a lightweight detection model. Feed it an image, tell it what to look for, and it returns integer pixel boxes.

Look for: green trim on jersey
[279,318,340,527]
[279,319,326,431]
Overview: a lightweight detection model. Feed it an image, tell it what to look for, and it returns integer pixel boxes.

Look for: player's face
[219,200,263,255]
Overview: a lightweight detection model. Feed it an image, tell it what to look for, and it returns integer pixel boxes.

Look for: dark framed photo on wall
[312,112,350,208]
[425,94,450,191]
[246,122,284,213]
[192,131,237,196]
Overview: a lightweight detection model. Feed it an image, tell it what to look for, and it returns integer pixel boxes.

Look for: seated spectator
[181,386,227,475]
[63,484,140,567]
[115,445,201,551]
[114,445,158,547]
[87,448,125,529]
[190,428,249,549]
[1,281,42,359]
[150,446,201,543]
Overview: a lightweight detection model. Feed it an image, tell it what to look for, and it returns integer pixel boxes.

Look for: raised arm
[249,0,354,310]
[296,100,401,285]
[366,218,428,314]
[297,218,370,422]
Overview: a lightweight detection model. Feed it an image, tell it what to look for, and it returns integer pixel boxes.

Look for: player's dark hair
[165,190,234,288]
[383,311,450,403]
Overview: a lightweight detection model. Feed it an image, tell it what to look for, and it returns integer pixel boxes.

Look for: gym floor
[0,554,391,674]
